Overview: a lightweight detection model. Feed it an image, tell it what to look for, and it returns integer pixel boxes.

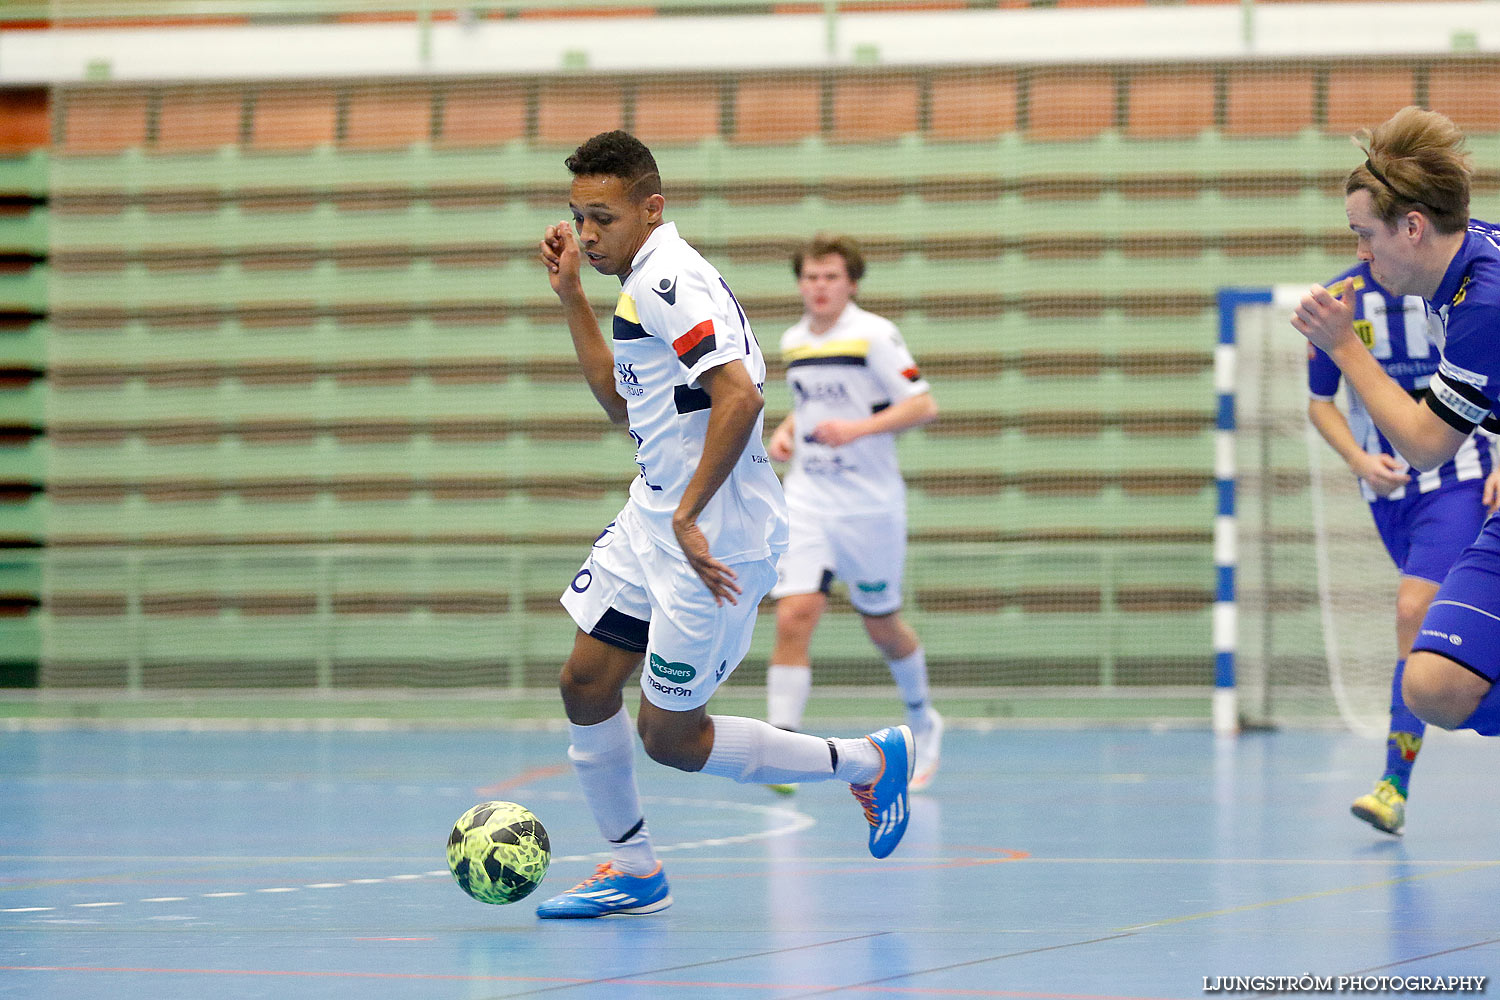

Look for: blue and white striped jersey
[1308,261,1495,503]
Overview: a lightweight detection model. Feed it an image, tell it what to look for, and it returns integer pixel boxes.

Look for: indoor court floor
[3,721,1498,999]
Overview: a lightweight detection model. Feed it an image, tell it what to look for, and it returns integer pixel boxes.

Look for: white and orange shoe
[909,708,944,793]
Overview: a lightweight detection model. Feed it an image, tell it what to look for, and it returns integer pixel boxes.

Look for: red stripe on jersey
[901,366,921,381]
[673,320,715,358]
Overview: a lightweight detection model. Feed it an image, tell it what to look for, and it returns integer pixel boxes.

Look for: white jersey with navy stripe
[780,302,931,516]
[611,221,788,563]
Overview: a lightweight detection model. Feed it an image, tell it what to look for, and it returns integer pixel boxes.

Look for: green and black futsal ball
[446,801,551,904]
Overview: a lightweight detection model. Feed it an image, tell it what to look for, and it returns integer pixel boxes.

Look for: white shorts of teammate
[771,509,906,616]
[560,502,779,712]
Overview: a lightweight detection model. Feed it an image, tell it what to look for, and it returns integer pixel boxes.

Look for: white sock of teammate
[566,705,658,876]
[886,646,933,733]
[699,715,882,786]
[766,664,812,731]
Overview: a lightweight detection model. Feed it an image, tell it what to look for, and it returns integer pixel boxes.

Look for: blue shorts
[1411,511,1500,684]
[1370,481,1488,584]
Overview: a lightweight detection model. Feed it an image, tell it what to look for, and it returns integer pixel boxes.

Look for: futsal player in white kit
[533,133,915,919]
[763,235,945,792]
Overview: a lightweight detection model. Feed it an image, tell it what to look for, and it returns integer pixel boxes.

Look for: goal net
[1228,286,1398,735]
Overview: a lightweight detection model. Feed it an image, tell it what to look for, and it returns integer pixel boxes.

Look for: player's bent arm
[675,360,764,528]
[1325,339,1467,470]
[816,392,938,446]
[541,221,627,426]
[867,391,938,436]
[1307,398,1409,494]
[1306,399,1373,469]
[556,291,628,426]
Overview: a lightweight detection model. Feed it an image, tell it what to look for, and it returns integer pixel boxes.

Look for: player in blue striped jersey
[1307,261,1499,834]
[1295,106,1500,751]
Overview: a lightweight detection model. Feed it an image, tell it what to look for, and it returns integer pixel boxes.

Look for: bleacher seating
[7,54,1500,687]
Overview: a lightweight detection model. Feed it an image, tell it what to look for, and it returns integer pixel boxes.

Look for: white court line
[0,794,816,914]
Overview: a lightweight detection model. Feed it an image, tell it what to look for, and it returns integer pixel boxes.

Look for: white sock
[700,715,881,785]
[886,646,931,730]
[566,706,657,876]
[766,664,812,731]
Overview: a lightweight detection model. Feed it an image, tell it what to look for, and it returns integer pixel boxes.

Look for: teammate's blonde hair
[1346,105,1471,234]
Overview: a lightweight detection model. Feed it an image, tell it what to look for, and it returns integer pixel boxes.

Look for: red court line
[474,763,570,797]
[0,967,1178,997]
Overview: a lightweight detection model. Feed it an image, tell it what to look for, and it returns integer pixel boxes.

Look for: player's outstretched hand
[1485,469,1500,513]
[1354,452,1411,497]
[540,221,583,299]
[673,516,741,607]
[1291,282,1358,354]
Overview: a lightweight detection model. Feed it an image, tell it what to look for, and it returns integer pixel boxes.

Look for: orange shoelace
[851,784,877,825]
[568,862,620,890]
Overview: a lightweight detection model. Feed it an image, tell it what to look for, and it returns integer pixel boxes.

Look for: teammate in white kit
[533,133,915,919]
[763,235,944,792]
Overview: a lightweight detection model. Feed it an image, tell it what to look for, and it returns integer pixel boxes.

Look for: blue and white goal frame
[1214,288,1275,736]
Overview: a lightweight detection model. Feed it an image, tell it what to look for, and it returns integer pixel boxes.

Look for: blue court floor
[2,723,1498,999]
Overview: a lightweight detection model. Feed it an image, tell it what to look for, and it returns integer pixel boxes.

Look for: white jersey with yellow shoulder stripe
[611,221,788,564]
[780,301,930,516]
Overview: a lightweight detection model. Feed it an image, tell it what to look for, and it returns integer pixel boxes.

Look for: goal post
[1220,284,1398,736]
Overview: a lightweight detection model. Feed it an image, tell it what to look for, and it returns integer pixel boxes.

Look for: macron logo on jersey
[652,276,677,306]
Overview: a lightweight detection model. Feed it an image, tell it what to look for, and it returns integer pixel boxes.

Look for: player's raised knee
[1402,652,1486,729]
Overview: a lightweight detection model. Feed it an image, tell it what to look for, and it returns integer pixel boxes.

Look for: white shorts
[772,508,906,616]
[560,503,778,712]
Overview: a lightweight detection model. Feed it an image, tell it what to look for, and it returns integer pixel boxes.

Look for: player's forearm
[1327,341,1460,470]
[676,369,762,526]
[557,291,628,425]
[863,392,938,436]
[1306,398,1371,469]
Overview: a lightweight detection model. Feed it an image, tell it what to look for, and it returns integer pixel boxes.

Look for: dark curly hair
[565,130,662,201]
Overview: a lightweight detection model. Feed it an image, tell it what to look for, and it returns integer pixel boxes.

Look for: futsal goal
[1220,286,1405,736]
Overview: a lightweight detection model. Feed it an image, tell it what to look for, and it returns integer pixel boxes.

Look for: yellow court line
[1116,860,1500,931]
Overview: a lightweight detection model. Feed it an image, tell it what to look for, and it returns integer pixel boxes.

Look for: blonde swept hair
[1347,105,1471,234]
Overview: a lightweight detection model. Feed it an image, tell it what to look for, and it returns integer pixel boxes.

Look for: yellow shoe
[1350,778,1406,836]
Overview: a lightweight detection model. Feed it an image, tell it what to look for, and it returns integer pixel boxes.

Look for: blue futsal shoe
[850,725,914,859]
[534,862,672,918]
